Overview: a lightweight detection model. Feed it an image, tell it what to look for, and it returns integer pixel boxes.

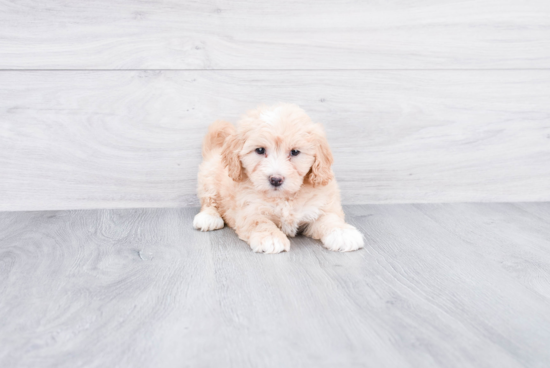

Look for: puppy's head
[222,104,333,196]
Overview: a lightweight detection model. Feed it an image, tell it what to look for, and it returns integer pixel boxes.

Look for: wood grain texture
[1,70,549,211]
[1,0,549,69]
[1,203,550,367]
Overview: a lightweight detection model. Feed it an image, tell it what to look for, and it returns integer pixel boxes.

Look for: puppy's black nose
[269,176,284,187]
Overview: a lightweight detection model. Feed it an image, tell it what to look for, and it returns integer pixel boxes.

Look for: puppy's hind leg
[193,202,225,232]
[194,206,224,232]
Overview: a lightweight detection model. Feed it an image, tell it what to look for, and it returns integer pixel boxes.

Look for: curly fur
[193,103,364,253]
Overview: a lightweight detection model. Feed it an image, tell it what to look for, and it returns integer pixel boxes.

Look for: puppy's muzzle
[269,176,284,187]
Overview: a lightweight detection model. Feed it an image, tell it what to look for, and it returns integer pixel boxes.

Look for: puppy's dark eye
[290,149,300,156]
[255,147,265,155]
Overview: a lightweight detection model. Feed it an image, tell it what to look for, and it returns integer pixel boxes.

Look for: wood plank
[1,203,550,367]
[1,0,549,69]
[407,202,550,300]
[1,70,549,211]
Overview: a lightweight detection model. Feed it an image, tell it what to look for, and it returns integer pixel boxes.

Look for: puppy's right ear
[221,133,246,182]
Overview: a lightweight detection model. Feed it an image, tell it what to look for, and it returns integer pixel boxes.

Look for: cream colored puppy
[193,104,364,254]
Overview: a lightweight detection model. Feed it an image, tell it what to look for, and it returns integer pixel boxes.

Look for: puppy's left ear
[221,133,246,182]
[306,125,334,187]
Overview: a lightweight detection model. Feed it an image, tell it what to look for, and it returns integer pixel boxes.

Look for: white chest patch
[272,201,322,237]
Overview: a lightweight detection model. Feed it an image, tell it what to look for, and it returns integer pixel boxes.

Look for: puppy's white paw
[249,232,290,254]
[322,226,364,252]
[193,212,224,232]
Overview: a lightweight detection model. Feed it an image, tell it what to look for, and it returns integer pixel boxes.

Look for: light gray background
[1,0,549,211]
[2,2,550,367]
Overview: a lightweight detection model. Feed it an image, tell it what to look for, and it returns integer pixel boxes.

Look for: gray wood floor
[1,203,549,368]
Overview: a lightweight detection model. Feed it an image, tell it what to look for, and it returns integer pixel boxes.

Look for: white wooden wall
[1,0,549,211]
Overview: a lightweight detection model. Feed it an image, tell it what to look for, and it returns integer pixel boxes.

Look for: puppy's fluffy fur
[193,104,364,253]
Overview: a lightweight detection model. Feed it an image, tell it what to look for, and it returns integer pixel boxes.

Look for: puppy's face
[222,105,334,197]
[240,129,315,196]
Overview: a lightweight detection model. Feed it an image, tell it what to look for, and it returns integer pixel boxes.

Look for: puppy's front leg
[305,213,364,252]
[236,216,290,254]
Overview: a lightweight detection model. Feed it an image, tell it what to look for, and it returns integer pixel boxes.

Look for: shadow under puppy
[194,103,364,253]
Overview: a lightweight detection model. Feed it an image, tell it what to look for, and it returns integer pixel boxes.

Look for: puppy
[193,104,364,253]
